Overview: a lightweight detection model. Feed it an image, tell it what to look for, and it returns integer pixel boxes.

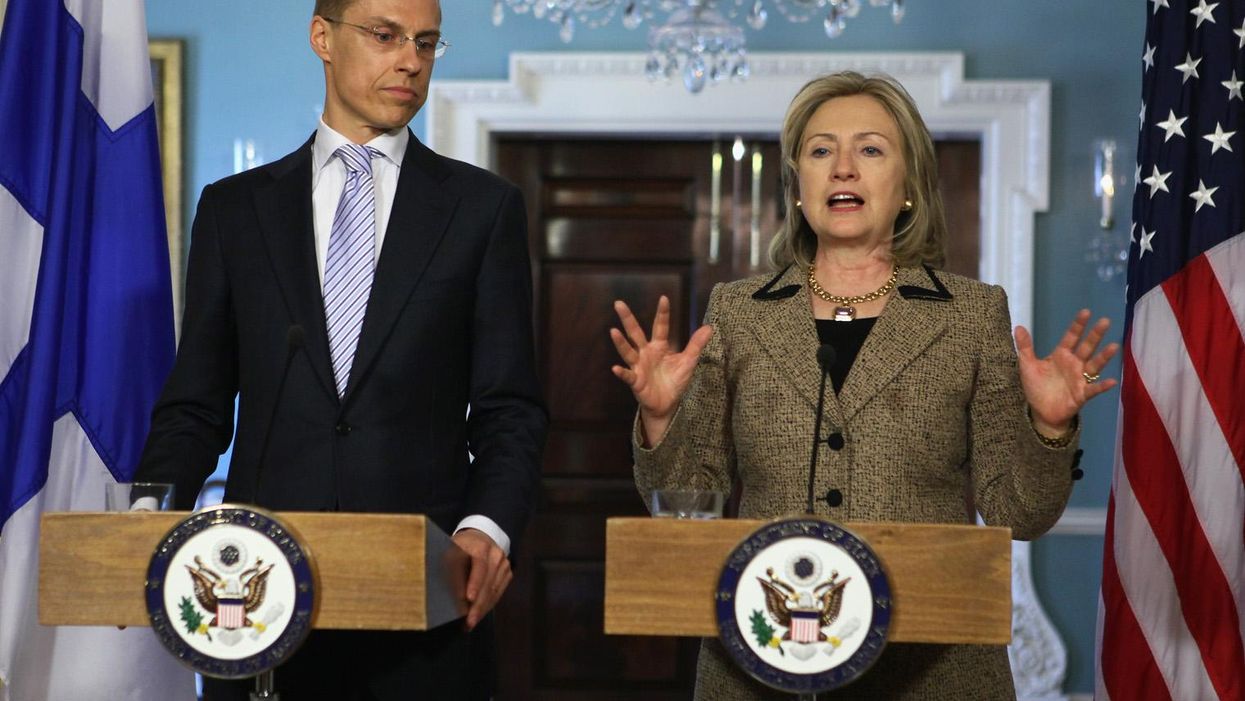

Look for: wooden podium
[603,517,1012,645]
[38,511,468,630]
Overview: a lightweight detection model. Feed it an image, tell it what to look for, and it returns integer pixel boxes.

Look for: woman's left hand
[1014,309,1120,435]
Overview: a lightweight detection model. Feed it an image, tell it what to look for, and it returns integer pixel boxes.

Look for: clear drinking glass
[104,482,174,511]
[650,489,724,519]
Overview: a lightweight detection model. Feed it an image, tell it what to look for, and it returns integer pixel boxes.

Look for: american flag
[1095,1,1245,700]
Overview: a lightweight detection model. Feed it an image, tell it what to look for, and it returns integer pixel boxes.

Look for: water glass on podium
[650,489,724,519]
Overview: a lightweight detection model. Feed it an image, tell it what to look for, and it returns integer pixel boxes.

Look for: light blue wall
[144,1,1146,694]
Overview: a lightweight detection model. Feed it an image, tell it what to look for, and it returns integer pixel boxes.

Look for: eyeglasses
[322,17,449,59]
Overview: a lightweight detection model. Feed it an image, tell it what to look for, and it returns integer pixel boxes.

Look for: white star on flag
[1151,0,1169,14]
[1130,222,1137,244]
[1175,52,1201,83]
[1189,179,1218,211]
[1156,109,1187,141]
[1142,165,1173,197]
[1139,102,1147,129]
[1203,122,1235,154]
[1135,162,1143,187]
[1236,17,1245,49]
[1143,43,1156,71]
[1137,227,1156,256]
[1224,71,1243,101]
[1189,0,1218,28]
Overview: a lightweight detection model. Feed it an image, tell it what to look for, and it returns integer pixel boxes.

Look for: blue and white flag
[0,0,194,698]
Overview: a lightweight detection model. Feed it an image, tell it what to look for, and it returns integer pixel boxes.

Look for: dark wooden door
[492,136,979,701]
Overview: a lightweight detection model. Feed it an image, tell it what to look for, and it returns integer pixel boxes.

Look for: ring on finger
[1083,371,1101,384]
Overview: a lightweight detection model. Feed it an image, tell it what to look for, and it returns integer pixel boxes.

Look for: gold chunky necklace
[807,264,899,322]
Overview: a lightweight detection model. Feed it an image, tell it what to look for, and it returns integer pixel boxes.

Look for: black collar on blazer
[751,267,802,300]
[743,263,955,423]
[751,263,954,302]
[897,265,953,301]
[251,130,460,406]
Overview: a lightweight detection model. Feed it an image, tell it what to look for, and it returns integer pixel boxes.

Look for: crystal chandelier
[491,0,908,93]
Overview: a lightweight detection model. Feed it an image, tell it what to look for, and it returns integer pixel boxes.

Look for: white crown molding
[427,50,1049,329]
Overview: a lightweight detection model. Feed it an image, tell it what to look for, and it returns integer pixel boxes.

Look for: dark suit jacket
[138,132,547,549]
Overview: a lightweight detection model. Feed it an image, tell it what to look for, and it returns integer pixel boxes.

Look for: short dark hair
[313,0,353,20]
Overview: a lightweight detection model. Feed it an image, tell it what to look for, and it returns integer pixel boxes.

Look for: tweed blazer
[634,265,1079,701]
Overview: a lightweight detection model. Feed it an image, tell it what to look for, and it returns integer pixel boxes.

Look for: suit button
[824,489,843,507]
[335,422,352,436]
[827,432,845,451]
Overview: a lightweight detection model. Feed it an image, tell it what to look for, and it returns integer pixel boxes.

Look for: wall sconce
[233,138,264,174]
[1094,140,1116,229]
[1086,139,1127,282]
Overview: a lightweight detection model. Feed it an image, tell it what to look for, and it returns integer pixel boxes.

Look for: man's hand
[451,528,513,631]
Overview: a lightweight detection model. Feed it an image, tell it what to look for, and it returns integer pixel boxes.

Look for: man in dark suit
[136,0,546,697]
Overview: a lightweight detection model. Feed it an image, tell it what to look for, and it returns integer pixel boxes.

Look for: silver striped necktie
[323,143,381,397]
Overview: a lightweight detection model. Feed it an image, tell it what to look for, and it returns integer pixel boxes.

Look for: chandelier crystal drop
[491,0,908,94]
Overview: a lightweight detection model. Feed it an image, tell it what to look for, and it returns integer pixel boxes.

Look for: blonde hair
[769,71,947,270]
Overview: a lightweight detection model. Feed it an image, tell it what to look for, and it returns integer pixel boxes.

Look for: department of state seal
[145,505,316,679]
[715,518,891,694]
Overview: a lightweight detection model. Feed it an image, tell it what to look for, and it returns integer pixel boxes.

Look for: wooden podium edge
[38,511,468,630]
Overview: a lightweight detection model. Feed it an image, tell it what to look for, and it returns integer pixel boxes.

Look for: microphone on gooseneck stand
[253,325,305,503]
[806,344,837,514]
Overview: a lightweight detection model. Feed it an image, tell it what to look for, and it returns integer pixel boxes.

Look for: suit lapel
[741,265,955,426]
[344,135,458,401]
[837,266,951,422]
[743,266,846,425]
[254,139,338,399]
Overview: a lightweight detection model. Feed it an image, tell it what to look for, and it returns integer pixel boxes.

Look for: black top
[815,317,878,394]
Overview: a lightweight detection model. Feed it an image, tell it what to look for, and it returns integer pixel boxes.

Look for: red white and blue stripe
[217,599,247,631]
[790,610,822,645]
[1096,1,1245,699]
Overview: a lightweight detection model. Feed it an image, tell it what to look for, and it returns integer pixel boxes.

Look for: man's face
[310,0,441,143]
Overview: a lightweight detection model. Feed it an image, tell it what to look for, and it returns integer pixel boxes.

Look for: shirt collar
[312,119,409,173]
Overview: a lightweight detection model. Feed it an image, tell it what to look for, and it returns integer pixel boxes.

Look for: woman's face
[796,94,908,250]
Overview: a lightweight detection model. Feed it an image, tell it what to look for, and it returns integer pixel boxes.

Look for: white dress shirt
[309,120,511,556]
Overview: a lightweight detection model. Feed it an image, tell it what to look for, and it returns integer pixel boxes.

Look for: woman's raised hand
[1014,309,1120,435]
[610,296,714,424]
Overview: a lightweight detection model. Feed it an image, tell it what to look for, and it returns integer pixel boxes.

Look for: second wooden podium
[603,517,1012,644]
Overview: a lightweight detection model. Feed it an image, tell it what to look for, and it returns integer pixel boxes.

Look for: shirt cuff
[454,515,511,557]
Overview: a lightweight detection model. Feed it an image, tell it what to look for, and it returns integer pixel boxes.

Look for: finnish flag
[0,0,194,697]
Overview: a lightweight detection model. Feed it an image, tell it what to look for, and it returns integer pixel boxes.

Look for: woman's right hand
[610,296,714,440]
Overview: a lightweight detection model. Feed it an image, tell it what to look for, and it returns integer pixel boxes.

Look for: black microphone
[253,325,305,502]
[806,343,837,514]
